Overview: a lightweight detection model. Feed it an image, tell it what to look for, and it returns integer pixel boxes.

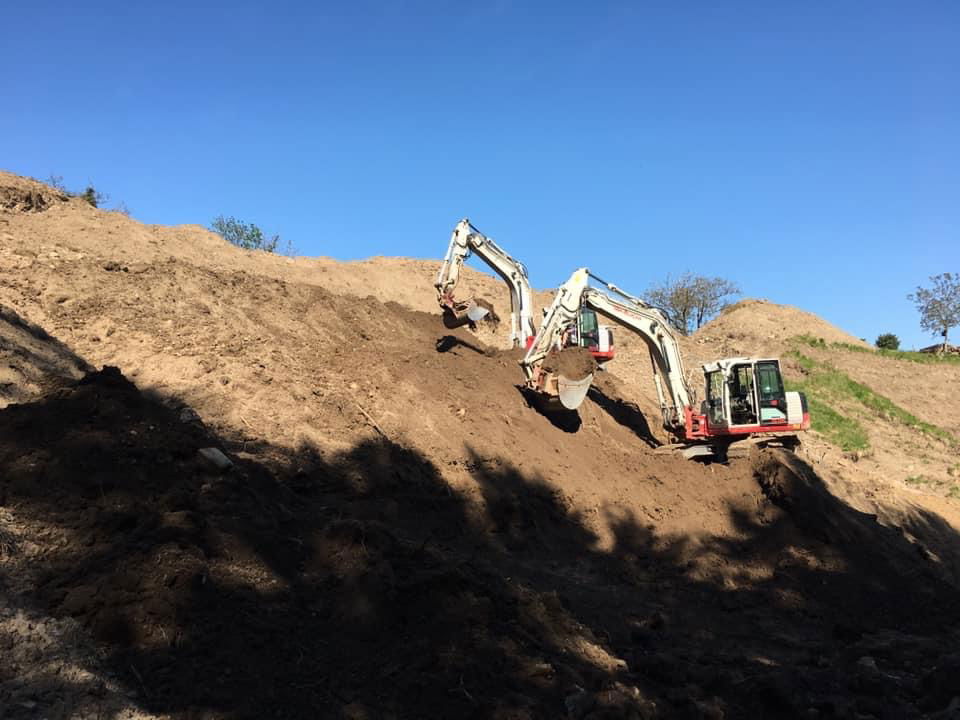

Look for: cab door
[705,370,727,428]
[755,361,788,424]
[728,364,758,426]
[578,309,600,349]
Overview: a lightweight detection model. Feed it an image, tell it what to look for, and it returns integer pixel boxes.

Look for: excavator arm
[435,219,537,348]
[521,268,694,433]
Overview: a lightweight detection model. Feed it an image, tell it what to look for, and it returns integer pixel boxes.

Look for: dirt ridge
[2,170,960,718]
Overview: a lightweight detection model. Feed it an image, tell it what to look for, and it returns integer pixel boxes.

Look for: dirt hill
[2,171,960,719]
[695,298,868,355]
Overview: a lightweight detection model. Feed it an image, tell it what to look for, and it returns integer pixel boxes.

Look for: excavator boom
[435,219,536,348]
[522,268,691,430]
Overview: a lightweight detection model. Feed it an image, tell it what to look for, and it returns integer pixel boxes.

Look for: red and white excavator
[435,219,614,361]
[521,268,809,458]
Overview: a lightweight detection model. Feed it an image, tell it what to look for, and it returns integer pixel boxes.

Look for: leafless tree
[646,273,740,334]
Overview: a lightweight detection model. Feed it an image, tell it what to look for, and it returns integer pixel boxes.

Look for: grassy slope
[784,340,957,453]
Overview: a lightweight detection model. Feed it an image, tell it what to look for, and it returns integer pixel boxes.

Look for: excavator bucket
[466,301,490,322]
[557,373,594,410]
[441,298,498,329]
[442,306,473,329]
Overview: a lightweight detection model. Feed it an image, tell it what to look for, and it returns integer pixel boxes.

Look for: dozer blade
[557,373,594,410]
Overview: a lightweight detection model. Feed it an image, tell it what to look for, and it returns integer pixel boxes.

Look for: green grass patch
[783,379,870,451]
[904,475,960,499]
[808,397,869,451]
[791,334,960,365]
[785,350,957,449]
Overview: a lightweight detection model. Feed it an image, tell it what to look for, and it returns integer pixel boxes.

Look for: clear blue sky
[3,2,958,348]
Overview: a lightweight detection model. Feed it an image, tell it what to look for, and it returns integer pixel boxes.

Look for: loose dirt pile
[0,305,90,408]
[0,174,69,213]
[2,171,960,718]
[541,347,598,380]
[691,298,868,360]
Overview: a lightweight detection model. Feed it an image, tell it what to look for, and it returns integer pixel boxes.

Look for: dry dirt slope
[2,171,960,719]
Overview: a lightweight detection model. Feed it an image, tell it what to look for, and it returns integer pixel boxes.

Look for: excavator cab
[576,309,615,363]
[702,359,798,431]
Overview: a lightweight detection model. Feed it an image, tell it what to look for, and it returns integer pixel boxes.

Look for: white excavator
[521,268,809,458]
[435,218,537,348]
[435,219,615,361]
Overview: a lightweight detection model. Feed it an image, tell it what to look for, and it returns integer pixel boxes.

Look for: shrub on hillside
[45,175,111,208]
[80,185,109,208]
[210,215,280,253]
[875,333,900,350]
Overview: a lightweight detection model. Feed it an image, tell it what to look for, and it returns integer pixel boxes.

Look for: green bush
[875,333,900,350]
[80,185,109,208]
[211,215,280,252]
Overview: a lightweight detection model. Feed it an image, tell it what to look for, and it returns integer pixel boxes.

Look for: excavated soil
[2,171,960,719]
[540,347,598,381]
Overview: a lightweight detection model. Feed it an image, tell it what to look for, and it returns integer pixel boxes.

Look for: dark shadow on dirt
[0,304,92,405]
[435,334,488,355]
[587,386,661,448]
[3,353,960,717]
[516,387,583,433]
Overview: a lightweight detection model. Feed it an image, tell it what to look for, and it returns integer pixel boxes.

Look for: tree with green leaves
[875,333,900,350]
[210,215,280,253]
[908,273,960,352]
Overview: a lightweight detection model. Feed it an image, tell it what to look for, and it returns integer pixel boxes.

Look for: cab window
[756,362,784,402]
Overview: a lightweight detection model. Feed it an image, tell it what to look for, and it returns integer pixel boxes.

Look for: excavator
[435,219,615,360]
[521,268,809,458]
[436,218,537,348]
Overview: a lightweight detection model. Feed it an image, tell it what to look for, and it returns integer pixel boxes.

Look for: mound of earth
[541,346,598,380]
[2,171,960,718]
[0,305,90,407]
[0,174,69,213]
[692,298,868,359]
[3,347,960,719]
